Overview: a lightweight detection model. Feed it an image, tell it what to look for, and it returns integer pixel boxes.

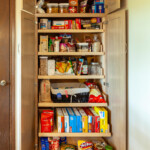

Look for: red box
[89,108,100,133]
[64,20,69,29]
[68,20,73,29]
[75,19,81,29]
[51,26,65,29]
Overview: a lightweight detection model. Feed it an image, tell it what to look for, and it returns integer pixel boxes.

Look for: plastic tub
[77,43,89,52]
[47,3,59,13]
[59,3,69,13]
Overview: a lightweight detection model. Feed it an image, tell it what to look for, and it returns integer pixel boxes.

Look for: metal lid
[59,3,69,7]
[47,3,59,7]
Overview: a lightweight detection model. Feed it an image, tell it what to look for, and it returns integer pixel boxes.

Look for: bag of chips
[78,140,93,150]
[61,144,76,150]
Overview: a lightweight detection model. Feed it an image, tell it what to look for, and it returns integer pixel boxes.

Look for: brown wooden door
[0,0,10,149]
[107,0,121,13]
[22,0,35,13]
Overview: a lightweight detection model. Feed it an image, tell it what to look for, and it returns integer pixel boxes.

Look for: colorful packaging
[53,21,65,26]
[41,137,49,150]
[76,19,81,29]
[69,0,78,6]
[62,108,69,133]
[60,137,67,145]
[40,35,48,52]
[73,108,82,133]
[94,107,108,133]
[78,140,93,150]
[64,20,69,29]
[83,108,94,132]
[68,20,73,29]
[67,108,76,133]
[56,108,65,133]
[78,108,88,133]
[48,137,60,150]
[89,108,100,133]
[69,6,78,13]
[95,0,104,5]
[61,144,76,150]
[52,26,65,29]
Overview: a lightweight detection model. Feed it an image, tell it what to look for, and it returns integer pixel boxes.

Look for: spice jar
[47,3,59,13]
[90,62,102,75]
[39,57,48,75]
[59,3,69,13]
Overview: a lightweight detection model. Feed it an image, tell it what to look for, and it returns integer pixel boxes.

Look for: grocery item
[91,18,97,24]
[75,19,81,29]
[56,108,65,133]
[80,0,88,13]
[52,26,65,29]
[69,0,78,6]
[64,20,69,29]
[105,145,113,150]
[41,137,49,150]
[40,79,51,102]
[55,61,67,74]
[62,108,69,133]
[39,57,48,75]
[77,43,89,52]
[73,108,82,133]
[60,43,68,52]
[96,4,105,13]
[67,42,76,52]
[48,59,55,75]
[54,36,60,52]
[39,19,48,29]
[41,110,54,132]
[60,137,67,145]
[77,58,84,75]
[48,137,60,150]
[48,38,54,52]
[92,5,96,13]
[36,0,45,13]
[69,6,78,13]
[61,144,76,150]
[59,3,69,13]
[47,3,59,13]
[81,58,88,75]
[78,140,93,150]
[72,59,77,75]
[53,21,65,26]
[90,62,102,75]
[92,35,101,52]
[78,108,88,133]
[47,20,51,29]
[39,35,48,52]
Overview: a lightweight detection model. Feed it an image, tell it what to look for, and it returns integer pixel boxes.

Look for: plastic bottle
[92,35,101,52]
[54,36,60,52]
[81,58,88,75]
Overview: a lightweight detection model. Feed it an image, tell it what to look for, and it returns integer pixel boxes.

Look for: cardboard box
[62,108,69,133]
[56,108,64,133]
[78,108,88,133]
[83,108,95,133]
[67,108,76,133]
[73,108,82,133]
[94,107,108,133]
[89,108,100,133]
[53,21,65,26]
[69,0,78,6]
[40,35,48,52]
[48,60,55,75]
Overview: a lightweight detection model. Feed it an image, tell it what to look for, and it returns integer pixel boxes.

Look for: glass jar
[59,3,69,13]
[47,3,59,13]
[90,62,103,75]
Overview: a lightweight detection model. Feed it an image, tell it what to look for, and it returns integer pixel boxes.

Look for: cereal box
[62,108,69,133]
[56,108,64,133]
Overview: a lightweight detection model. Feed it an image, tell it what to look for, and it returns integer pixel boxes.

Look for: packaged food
[91,18,97,24]
[69,0,78,6]
[77,58,84,75]
[60,137,67,145]
[77,43,89,52]
[59,3,69,13]
[80,0,88,13]
[55,61,67,74]
[67,42,76,52]
[92,5,96,13]
[48,38,54,52]
[48,59,55,75]
[39,35,48,52]
[66,61,74,75]
[47,20,51,29]
[41,110,54,132]
[48,137,60,150]
[72,59,77,75]
[54,36,60,52]
[75,19,81,29]
[105,145,113,150]
[81,58,88,75]
[61,144,76,150]
[39,57,48,75]
[60,43,68,52]
[62,108,69,133]
[52,26,65,29]
[64,20,69,29]
[40,79,51,102]
[69,6,78,13]
[47,3,59,13]
[53,21,65,26]
[39,19,48,29]
[78,140,93,150]
[93,140,107,150]
[41,137,49,150]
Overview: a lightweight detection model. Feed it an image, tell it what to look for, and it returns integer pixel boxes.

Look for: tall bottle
[54,36,60,52]
[92,35,101,52]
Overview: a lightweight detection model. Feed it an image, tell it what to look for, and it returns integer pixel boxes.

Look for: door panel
[106,10,126,150]
[21,11,35,150]
[107,0,120,13]
[23,0,35,13]
[0,0,10,149]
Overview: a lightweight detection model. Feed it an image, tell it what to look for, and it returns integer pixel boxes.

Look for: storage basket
[51,83,90,103]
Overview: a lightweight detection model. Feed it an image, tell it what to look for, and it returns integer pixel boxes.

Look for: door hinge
[104,82,109,87]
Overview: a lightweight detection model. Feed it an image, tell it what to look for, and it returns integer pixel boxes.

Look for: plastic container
[77,43,89,52]
[47,3,59,13]
[89,62,102,75]
[39,57,48,75]
[92,35,101,52]
[59,3,69,13]
[51,83,90,103]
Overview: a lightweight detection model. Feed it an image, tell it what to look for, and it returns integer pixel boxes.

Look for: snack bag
[61,144,76,150]
[65,61,74,75]
[78,140,93,150]
[56,61,67,74]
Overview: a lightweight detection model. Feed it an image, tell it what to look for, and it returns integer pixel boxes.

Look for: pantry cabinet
[21,0,126,150]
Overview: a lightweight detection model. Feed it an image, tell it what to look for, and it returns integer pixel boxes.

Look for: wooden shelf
[36,13,106,18]
[38,75,105,80]
[38,29,104,33]
[38,52,105,56]
[38,102,108,107]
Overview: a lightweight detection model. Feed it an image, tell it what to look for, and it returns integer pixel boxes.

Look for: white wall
[128,0,150,149]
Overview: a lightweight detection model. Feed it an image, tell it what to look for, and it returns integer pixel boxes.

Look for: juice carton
[78,108,88,133]
[83,108,95,133]
[67,108,76,133]
[56,108,64,133]
[73,108,82,133]
[62,108,69,133]
[94,107,108,133]
[89,108,100,133]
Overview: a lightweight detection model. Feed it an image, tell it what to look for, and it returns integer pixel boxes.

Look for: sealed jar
[59,3,69,13]
[47,3,59,13]
[77,43,89,52]
[39,56,48,75]
[90,62,102,75]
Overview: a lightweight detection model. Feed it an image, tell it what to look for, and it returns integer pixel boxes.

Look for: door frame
[10,0,15,149]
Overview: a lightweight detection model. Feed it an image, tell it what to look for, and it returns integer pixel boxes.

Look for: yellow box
[78,108,88,133]
[94,107,108,133]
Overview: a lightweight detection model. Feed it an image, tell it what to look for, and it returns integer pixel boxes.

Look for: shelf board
[38,29,104,33]
[38,52,105,56]
[36,13,106,18]
[38,102,108,107]
[39,131,111,138]
[38,75,105,80]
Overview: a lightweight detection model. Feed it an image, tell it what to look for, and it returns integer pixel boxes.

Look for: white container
[54,36,60,52]
[77,43,89,52]
[48,60,55,75]
[62,108,69,133]
[92,35,101,52]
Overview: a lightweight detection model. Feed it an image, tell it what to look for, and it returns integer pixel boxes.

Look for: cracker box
[67,108,76,133]
[94,107,108,133]
[62,108,69,133]
[89,108,100,133]
[40,35,48,52]
[83,108,95,133]
[56,108,64,133]
[73,108,82,133]
[78,108,88,133]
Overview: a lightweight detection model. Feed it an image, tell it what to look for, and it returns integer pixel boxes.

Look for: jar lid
[77,43,89,46]
[91,62,99,65]
[59,3,69,7]
[39,56,48,59]
[47,3,59,7]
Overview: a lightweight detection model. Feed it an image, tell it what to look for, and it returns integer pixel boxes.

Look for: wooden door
[106,10,126,150]
[22,0,35,13]
[0,0,10,149]
[21,11,35,150]
[107,0,120,13]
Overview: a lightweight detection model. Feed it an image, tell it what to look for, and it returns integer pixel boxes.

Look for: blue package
[41,138,46,150]
[94,0,104,5]
[67,108,76,133]
[44,138,49,150]
[73,108,82,133]
[96,4,105,13]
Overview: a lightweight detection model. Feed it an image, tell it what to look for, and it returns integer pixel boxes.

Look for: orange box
[56,108,64,133]
[69,0,78,6]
